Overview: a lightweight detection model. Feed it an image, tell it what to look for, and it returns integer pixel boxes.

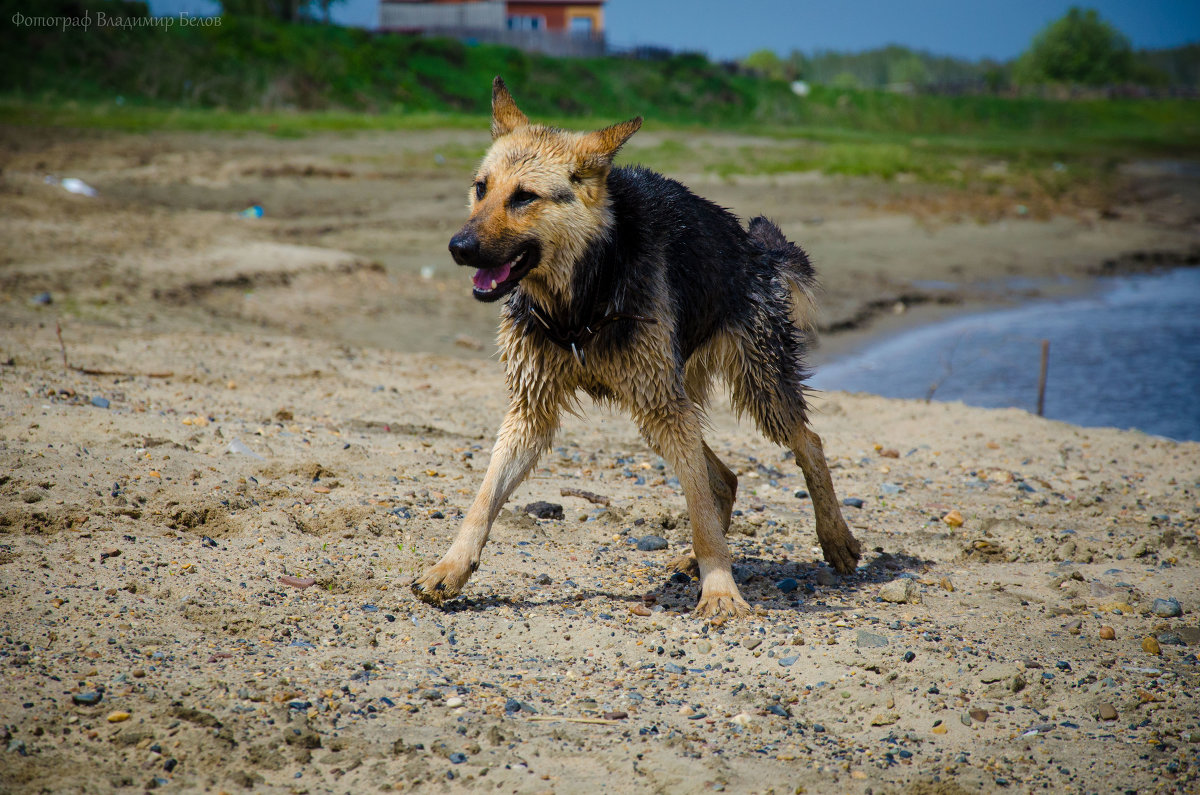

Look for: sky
[148,0,1200,62]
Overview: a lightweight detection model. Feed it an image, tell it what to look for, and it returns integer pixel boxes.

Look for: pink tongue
[473,261,513,291]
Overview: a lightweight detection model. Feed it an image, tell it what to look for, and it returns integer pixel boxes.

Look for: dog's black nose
[449,231,480,266]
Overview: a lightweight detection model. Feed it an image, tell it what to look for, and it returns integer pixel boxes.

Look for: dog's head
[449,77,642,303]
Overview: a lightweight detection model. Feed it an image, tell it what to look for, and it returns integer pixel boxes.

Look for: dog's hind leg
[790,423,861,574]
[412,403,557,605]
[640,409,749,618]
[666,441,737,579]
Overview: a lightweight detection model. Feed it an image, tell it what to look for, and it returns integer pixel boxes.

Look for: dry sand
[1,125,1198,794]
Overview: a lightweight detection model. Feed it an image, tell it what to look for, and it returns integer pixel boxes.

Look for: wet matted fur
[413,77,861,617]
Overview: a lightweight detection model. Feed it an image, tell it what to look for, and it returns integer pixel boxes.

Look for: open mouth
[471,244,538,302]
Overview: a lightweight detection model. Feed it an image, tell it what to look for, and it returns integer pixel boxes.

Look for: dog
[412,77,861,617]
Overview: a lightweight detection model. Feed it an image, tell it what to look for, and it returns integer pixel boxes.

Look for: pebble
[942,509,964,527]
[106,711,130,723]
[697,640,712,654]
[1151,597,1182,618]
[960,712,972,726]
[524,501,563,520]
[635,535,669,551]
[448,752,467,764]
[969,709,988,723]
[1158,631,1185,646]
[1099,626,1115,640]
[815,569,837,587]
[90,396,110,409]
[856,630,888,648]
[72,691,103,706]
[777,655,799,667]
[1142,636,1162,655]
[842,497,865,509]
[879,482,902,495]
[903,651,916,663]
[279,575,317,589]
[445,697,464,708]
[879,579,920,604]
[743,638,762,650]
[603,711,628,720]
[1098,703,1118,721]
[794,490,809,500]
[630,604,651,617]
[870,712,899,726]
[776,578,799,593]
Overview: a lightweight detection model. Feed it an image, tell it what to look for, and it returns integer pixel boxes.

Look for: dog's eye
[474,180,487,201]
[509,189,539,208]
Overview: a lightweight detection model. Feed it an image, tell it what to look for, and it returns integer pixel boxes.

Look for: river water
[809,268,1200,441]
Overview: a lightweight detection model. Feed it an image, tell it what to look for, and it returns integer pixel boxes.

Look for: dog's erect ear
[581,117,643,162]
[574,116,643,179]
[491,76,529,140]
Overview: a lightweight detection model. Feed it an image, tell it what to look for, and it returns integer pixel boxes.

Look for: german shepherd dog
[412,78,861,617]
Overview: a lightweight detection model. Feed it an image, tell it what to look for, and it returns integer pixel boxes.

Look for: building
[380,0,605,57]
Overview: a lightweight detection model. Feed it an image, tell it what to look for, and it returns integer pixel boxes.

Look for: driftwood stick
[560,487,611,506]
[1036,339,1050,417]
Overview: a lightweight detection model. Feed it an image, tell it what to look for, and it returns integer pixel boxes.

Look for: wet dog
[412,77,860,616]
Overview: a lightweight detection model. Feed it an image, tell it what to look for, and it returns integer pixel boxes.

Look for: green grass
[3,3,1198,188]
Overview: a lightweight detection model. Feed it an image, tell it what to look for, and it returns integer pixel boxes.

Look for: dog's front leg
[412,404,556,605]
[641,409,750,618]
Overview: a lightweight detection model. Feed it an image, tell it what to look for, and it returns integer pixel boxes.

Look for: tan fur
[413,79,859,618]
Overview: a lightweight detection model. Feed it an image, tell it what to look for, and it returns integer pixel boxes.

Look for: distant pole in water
[1036,339,1050,417]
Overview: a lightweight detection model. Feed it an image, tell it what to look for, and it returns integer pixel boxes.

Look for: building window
[507,15,543,31]
[569,16,593,36]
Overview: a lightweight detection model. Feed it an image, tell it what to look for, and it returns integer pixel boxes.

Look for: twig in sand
[54,320,173,378]
[525,716,619,726]
[56,319,69,372]
[559,487,611,506]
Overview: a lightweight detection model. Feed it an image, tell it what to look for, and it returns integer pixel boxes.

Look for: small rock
[31,291,53,305]
[106,711,131,723]
[445,697,464,708]
[1099,626,1116,640]
[603,711,628,720]
[1158,631,1186,646]
[72,691,103,707]
[794,490,809,500]
[942,509,964,527]
[524,501,563,520]
[635,535,669,551]
[969,709,988,723]
[879,482,902,496]
[903,651,916,663]
[448,752,468,764]
[879,579,920,604]
[775,578,799,593]
[630,604,651,617]
[533,573,552,585]
[856,630,888,648]
[960,712,972,726]
[842,497,865,509]
[697,640,712,654]
[1098,703,1118,721]
[730,712,754,727]
[870,712,899,726]
[878,448,900,459]
[90,396,110,409]
[743,638,762,651]
[1142,636,1162,655]
[1151,597,1182,618]
[777,655,799,667]
[815,569,837,587]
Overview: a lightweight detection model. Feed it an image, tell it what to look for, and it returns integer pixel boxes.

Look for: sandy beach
[1,125,1199,793]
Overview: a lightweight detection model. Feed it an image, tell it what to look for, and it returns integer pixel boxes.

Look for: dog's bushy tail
[748,216,819,335]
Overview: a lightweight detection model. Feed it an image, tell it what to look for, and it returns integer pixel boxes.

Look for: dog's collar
[526,302,657,366]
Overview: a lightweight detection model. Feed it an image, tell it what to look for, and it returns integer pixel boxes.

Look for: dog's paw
[665,551,700,579]
[694,590,751,619]
[820,531,862,575]
[411,558,474,606]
